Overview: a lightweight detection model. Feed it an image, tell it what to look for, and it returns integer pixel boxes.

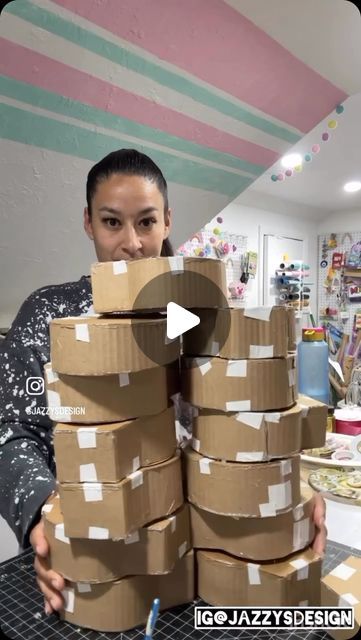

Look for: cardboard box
[59,453,183,539]
[44,361,180,423]
[191,404,302,462]
[91,257,227,313]
[182,355,297,412]
[185,446,300,517]
[61,550,194,632]
[50,316,180,374]
[299,394,328,449]
[183,306,289,359]
[54,406,177,483]
[197,547,322,606]
[42,496,191,582]
[287,308,297,352]
[321,555,361,640]
[190,485,315,561]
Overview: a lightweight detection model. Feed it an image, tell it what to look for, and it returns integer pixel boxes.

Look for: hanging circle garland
[270,103,344,182]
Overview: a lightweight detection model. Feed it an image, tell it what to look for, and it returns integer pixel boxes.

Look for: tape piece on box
[330,564,357,581]
[178,541,188,558]
[113,260,127,274]
[129,470,143,489]
[45,367,59,384]
[124,531,140,545]
[132,456,140,472]
[119,372,130,387]
[168,256,184,273]
[293,519,310,551]
[211,341,220,356]
[80,463,98,483]
[299,404,310,417]
[226,400,251,411]
[88,526,109,540]
[249,345,274,358]
[244,307,273,322]
[77,583,92,593]
[77,427,97,449]
[293,503,304,521]
[299,600,309,606]
[170,516,176,533]
[41,504,53,514]
[264,413,281,424]
[196,358,212,376]
[288,368,296,386]
[290,558,309,580]
[47,391,71,423]
[62,588,75,613]
[83,483,103,502]
[199,458,211,474]
[280,460,292,476]
[266,481,291,512]
[192,437,200,452]
[55,523,70,545]
[75,323,90,343]
[235,412,263,428]
[236,451,264,462]
[339,593,360,607]
[226,360,247,377]
[247,563,261,585]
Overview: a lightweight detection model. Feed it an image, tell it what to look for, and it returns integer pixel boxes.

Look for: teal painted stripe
[0,76,265,177]
[0,102,253,198]
[6,0,301,145]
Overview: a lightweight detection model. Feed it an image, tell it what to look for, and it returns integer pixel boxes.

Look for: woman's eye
[140,218,156,228]
[104,218,120,228]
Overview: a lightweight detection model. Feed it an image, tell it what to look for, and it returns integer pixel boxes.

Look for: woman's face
[84,174,171,261]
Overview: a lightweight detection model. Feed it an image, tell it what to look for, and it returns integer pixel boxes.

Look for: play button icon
[167,302,200,339]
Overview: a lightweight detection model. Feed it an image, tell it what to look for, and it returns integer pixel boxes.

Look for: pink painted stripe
[0,37,278,168]
[54,0,348,132]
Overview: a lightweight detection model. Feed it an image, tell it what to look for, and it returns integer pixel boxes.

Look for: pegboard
[177,229,249,307]
[318,231,361,338]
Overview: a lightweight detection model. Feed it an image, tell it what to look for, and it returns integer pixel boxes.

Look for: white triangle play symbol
[166,302,200,339]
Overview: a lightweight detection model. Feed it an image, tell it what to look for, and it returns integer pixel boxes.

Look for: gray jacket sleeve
[0,296,56,548]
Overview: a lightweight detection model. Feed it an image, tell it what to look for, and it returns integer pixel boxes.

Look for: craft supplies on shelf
[274,260,313,313]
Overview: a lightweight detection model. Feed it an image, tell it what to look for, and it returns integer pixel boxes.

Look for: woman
[0,149,326,616]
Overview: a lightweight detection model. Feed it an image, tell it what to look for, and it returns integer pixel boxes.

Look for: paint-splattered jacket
[0,276,93,547]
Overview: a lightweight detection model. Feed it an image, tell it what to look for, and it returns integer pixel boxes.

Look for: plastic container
[297,327,329,405]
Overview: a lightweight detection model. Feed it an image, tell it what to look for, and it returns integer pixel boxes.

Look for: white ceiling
[238,92,361,215]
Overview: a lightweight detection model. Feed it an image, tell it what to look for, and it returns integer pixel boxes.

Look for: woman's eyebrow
[98,206,158,216]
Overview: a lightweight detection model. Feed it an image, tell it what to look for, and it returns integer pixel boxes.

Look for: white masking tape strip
[79,463,98,483]
[75,323,90,343]
[247,563,261,585]
[168,256,184,273]
[268,481,292,510]
[88,526,109,539]
[113,260,127,274]
[264,413,281,423]
[132,456,140,472]
[119,372,130,387]
[330,564,357,581]
[293,503,304,522]
[236,451,264,462]
[244,307,273,321]
[288,369,296,386]
[249,345,274,358]
[293,519,310,550]
[199,458,211,474]
[259,502,276,517]
[129,470,143,489]
[280,460,292,476]
[41,504,53,514]
[299,600,309,606]
[124,531,140,544]
[299,404,310,417]
[47,391,70,423]
[170,516,176,533]
[196,358,212,376]
[55,523,70,545]
[77,583,92,593]
[45,367,59,384]
[290,558,309,580]
[226,400,251,411]
[192,437,200,452]
[339,593,360,607]
[211,341,220,356]
[178,541,188,558]
[226,360,247,377]
[77,427,97,449]
[47,390,61,408]
[83,483,103,502]
[62,588,75,613]
[235,412,263,429]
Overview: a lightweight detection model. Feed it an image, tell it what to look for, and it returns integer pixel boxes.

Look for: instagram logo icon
[26,377,45,396]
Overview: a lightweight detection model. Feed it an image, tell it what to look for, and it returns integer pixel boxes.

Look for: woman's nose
[121,226,142,255]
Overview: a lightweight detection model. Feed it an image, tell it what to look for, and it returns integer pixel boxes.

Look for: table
[1,541,360,640]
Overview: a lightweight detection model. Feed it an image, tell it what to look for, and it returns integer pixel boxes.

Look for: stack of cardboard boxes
[182,305,327,606]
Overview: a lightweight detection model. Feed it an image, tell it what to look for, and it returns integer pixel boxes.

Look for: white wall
[317,208,361,233]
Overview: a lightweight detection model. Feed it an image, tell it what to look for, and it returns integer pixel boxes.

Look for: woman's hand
[311,492,327,557]
[30,512,65,615]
